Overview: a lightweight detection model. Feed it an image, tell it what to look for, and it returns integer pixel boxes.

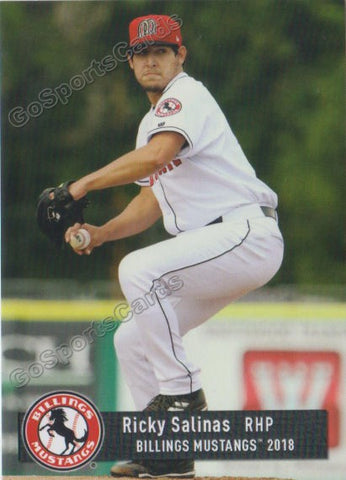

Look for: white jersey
[136,72,278,236]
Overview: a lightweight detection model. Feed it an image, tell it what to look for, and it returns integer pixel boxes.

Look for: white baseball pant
[114,207,284,410]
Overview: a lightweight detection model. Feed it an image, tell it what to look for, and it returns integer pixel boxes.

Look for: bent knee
[118,252,138,285]
[118,250,154,295]
[113,323,134,357]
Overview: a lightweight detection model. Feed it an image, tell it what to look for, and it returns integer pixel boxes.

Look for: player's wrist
[68,180,88,200]
[97,224,112,245]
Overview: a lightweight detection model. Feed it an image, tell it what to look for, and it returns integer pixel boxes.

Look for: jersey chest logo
[155,98,182,117]
[149,159,182,186]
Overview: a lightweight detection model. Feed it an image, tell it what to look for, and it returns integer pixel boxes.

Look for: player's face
[129,45,187,98]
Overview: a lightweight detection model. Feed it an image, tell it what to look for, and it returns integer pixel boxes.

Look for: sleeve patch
[155,98,182,117]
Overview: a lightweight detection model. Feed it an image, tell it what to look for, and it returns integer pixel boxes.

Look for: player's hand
[65,223,106,256]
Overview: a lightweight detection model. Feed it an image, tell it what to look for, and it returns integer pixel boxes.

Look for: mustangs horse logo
[39,407,88,455]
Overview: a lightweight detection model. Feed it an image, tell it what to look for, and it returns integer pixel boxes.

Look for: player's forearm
[69,132,185,200]
[100,188,162,242]
[70,147,157,199]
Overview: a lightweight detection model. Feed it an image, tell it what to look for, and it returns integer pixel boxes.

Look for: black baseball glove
[36,181,89,247]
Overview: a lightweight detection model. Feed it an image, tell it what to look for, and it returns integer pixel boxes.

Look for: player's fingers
[80,223,92,235]
[65,223,82,242]
[81,223,104,248]
[73,245,93,256]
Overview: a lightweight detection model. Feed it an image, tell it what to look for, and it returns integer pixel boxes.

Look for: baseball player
[64,14,284,478]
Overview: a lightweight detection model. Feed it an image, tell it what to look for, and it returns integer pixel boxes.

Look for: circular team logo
[155,97,182,117]
[22,390,104,471]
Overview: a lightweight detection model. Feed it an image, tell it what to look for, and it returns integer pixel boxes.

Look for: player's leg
[111,313,202,478]
[113,320,159,410]
[117,217,283,396]
[113,295,225,410]
[112,216,283,477]
[111,254,237,477]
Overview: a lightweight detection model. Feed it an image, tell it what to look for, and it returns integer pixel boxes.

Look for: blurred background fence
[1,0,344,285]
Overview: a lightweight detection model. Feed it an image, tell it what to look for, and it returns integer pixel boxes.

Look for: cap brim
[129,41,179,53]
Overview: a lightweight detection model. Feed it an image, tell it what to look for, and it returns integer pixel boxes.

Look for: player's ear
[128,54,134,70]
[177,46,187,66]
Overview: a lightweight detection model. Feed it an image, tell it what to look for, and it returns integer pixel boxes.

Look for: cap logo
[129,15,182,48]
[138,18,157,38]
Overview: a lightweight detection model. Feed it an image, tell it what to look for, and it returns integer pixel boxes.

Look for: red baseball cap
[129,14,182,49]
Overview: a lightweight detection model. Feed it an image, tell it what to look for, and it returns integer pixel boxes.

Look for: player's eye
[152,47,168,55]
[136,49,149,56]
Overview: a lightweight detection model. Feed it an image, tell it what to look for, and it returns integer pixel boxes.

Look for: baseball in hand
[70,229,91,250]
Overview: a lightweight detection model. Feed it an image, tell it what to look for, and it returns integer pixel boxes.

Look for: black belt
[208,206,277,226]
